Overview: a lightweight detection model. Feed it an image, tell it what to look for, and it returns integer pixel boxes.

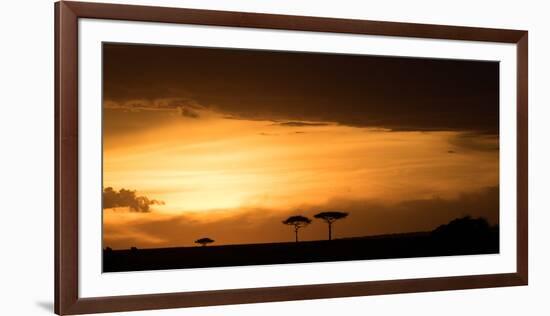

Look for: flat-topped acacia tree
[195,237,215,247]
[282,215,312,242]
[314,211,349,241]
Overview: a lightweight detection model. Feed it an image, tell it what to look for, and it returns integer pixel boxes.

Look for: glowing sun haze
[102,43,499,249]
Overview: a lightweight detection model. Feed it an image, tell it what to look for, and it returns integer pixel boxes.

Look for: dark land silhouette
[103,216,498,272]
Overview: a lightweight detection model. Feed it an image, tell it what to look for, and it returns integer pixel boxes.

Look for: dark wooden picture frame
[55,1,528,314]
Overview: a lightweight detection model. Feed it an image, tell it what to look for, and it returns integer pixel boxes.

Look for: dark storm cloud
[103,44,499,133]
[103,187,164,212]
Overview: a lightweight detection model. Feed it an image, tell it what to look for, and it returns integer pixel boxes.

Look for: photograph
[101,43,500,272]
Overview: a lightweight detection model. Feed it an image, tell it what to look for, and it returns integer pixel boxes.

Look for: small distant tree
[195,237,215,247]
[314,211,349,240]
[282,215,312,242]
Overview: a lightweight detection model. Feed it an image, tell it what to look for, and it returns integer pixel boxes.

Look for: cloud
[449,132,499,152]
[104,97,206,116]
[103,186,498,249]
[103,187,164,212]
[275,121,331,127]
[104,44,499,134]
[176,106,200,118]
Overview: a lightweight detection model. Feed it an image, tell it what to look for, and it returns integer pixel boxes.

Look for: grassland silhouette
[103,214,498,272]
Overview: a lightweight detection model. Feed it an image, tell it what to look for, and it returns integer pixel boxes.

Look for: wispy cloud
[275,121,331,127]
[176,106,200,118]
[258,132,278,136]
[449,132,499,152]
[104,97,207,118]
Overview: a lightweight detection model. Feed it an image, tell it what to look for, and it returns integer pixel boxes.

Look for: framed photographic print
[55,1,528,315]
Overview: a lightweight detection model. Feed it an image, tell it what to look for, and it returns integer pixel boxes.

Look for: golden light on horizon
[102,107,499,249]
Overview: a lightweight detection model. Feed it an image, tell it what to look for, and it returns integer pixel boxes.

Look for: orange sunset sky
[102,44,499,249]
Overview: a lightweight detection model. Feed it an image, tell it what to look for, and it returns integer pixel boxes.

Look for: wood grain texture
[516,33,528,283]
[54,1,528,314]
[64,1,526,43]
[55,2,79,314]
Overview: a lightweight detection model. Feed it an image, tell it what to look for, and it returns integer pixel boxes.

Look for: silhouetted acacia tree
[282,215,312,242]
[314,211,349,240]
[195,237,215,247]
